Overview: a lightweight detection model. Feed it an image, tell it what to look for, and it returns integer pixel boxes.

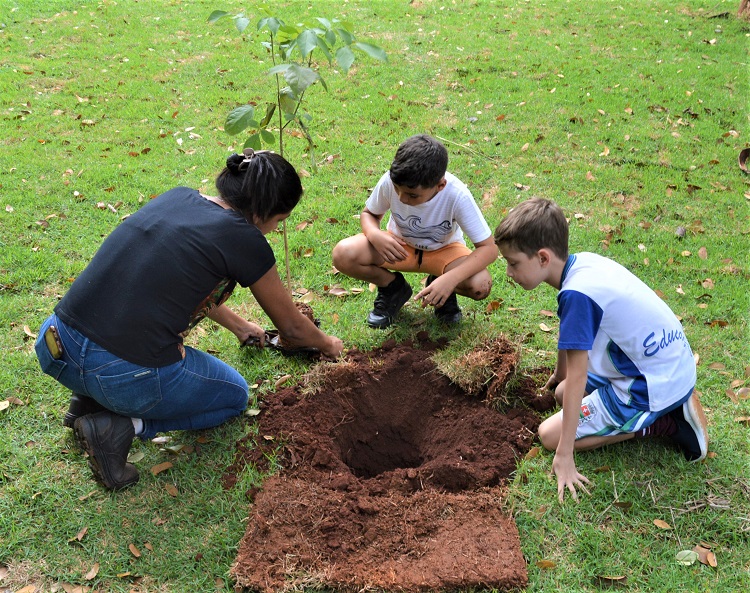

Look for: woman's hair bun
[226,152,245,173]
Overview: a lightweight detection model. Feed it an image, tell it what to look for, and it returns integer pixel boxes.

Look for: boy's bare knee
[464,274,493,301]
[332,240,352,269]
[537,418,560,451]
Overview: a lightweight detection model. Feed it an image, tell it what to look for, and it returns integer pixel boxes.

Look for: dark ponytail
[215,149,303,222]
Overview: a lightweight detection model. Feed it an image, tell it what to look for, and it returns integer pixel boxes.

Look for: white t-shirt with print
[365,171,492,251]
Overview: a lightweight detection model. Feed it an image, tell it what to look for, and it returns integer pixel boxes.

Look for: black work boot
[426,275,463,325]
[63,394,107,428]
[366,272,413,329]
[74,411,139,490]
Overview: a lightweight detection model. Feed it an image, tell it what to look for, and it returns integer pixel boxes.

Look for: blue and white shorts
[575,374,692,439]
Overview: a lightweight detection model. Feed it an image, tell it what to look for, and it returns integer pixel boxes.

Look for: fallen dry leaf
[698,246,708,260]
[595,575,627,588]
[150,461,173,476]
[84,562,100,580]
[524,446,541,460]
[275,374,292,389]
[485,300,502,313]
[536,559,556,569]
[693,545,717,567]
[653,519,672,530]
[129,543,141,558]
[327,286,349,297]
[165,483,179,497]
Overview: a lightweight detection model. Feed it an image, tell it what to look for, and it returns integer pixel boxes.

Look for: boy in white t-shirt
[494,197,708,502]
[332,135,498,328]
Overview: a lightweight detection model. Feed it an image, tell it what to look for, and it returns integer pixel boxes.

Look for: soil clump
[226,333,555,592]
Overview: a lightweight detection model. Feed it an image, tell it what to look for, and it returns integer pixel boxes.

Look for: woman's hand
[208,306,266,346]
[236,320,267,347]
[321,335,344,360]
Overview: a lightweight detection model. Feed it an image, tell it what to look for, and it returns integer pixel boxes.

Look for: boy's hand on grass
[368,231,408,263]
[552,452,591,502]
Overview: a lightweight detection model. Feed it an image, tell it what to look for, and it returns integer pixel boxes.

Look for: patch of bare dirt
[225,333,555,592]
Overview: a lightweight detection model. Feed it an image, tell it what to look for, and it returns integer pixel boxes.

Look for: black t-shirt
[55,187,276,367]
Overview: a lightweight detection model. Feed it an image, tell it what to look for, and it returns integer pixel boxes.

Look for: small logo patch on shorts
[579,402,597,425]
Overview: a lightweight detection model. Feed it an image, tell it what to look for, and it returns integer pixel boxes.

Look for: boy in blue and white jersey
[493,197,708,502]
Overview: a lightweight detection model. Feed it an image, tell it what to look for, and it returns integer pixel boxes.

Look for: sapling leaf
[296,29,319,58]
[354,41,388,62]
[324,28,336,46]
[225,105,256,135]
[336,46,355,73]
[258,17,282,36]
[316,17,333,29]
[258,103,276,128]
[336,27,356,46]
[285,64,321,96]
[268,64,292,75]
[244,133,262,150]
[279,24,299,37]
[315,37,334,65]
[234,16,251,34]
[260,129,276,144]
[207,10,229,23]
[278,89,298,114]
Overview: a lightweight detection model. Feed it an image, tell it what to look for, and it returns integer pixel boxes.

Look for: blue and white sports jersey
[557,252,696,412]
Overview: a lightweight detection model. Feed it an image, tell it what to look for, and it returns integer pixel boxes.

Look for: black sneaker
[426,275,462,325]
[63,394,107,428]
[366,272,413,329]
[74,411,139,490]
[667,394,708,462]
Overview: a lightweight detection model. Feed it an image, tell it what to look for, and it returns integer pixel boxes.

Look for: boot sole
[74,418,139,490]
[683,394,708,462]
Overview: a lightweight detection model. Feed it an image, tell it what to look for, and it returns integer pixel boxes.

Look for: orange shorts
[377,235,472,276]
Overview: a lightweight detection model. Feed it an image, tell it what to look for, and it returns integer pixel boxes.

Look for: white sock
[131,418,144,435]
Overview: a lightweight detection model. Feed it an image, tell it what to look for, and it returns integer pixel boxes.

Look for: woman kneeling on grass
[35,149,343,491]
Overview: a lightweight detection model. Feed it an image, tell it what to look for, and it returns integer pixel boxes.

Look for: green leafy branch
[209,9,386,164]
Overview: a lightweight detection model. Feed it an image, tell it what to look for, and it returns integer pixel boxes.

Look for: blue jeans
[35,314,248,439]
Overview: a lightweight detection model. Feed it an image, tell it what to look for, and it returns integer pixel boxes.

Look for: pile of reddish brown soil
[225,333,555,592]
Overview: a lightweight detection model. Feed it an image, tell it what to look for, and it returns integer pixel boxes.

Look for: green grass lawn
[1,1,748,591]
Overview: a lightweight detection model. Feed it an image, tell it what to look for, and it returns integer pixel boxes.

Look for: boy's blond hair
[494,197,569,260]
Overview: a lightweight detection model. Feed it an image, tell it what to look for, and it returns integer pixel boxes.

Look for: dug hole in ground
[223,332,556,592]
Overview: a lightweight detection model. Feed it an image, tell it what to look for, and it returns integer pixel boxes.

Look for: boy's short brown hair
[494,197,569,260]
[389,134,448,188]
